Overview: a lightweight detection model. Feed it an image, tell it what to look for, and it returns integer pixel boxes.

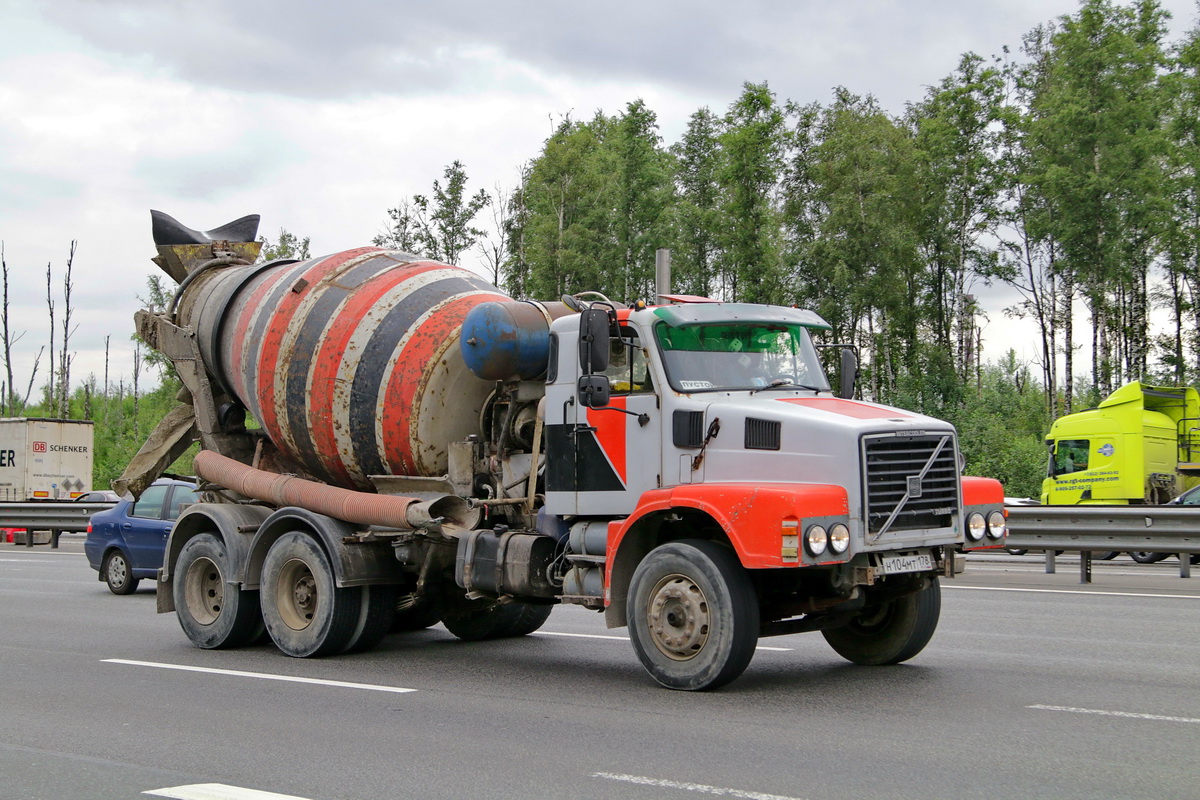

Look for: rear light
[87,523,92,534]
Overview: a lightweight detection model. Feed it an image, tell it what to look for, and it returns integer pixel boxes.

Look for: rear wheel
[391,592,444,632]
[442,599,552,641]
[103,550,138,595]
[1130,551,1169,564]
[174,534,264,649]
[627,540,759,691]
[822,578,941,666]
[261,532,361,657]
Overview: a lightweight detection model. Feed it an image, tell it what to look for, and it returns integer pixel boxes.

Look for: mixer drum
[179,247,509,489]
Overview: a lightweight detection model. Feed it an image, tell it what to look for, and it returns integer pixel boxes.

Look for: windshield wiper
[750,379,823,394]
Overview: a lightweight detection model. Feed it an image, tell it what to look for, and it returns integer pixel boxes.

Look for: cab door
[544,322,662,516]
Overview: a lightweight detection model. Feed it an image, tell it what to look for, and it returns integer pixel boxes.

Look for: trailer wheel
[822,578,941,666]
[103,550,139,595]
[442,599,552,641]
[174,534,264,649]
[391,593,443,632]
[261,532,360,657]
[627,540,759,691]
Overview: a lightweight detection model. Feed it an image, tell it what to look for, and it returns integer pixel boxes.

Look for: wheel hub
[277,558,317,631]
[182,556,224,626]
[646,574,710,661]
[108,556,127,585]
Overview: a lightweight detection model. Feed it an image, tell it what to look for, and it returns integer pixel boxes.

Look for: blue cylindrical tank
[460,301,573,381]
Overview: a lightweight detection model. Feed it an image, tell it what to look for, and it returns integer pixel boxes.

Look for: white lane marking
[145,784,313,800]
[104,659,416,694]
[532,630,792,652]
[1028,704,1200,724]
[594,772,805,800]
[944,585,1200,600]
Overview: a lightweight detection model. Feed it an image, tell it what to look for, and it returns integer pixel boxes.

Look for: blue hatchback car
[85,478,199,594]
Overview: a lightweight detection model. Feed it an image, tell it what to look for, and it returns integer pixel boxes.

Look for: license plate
[878,552,934,575]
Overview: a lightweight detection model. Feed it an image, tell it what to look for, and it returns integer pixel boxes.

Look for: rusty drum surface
[179,248,509,489]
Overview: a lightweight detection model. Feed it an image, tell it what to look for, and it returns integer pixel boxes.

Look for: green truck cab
[1042,382,1200,505]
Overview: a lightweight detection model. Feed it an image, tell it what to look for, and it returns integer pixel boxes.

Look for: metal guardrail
[0,502,116,548]
[1005,505,1199,581]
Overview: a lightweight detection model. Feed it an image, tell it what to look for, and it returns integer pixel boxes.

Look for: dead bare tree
[57,241,77,418]
[45,263,55,413]
[132,341,142,439]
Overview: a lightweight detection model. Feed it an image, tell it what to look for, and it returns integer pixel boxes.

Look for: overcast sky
[1,0,1197,395]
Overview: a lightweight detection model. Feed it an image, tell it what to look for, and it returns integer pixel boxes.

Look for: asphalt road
[2,538,1197,800]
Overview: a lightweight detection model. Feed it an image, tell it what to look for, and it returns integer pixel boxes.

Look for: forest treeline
[3,0,1194,498]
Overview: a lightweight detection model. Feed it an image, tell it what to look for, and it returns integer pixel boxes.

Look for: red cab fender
[608,482,850,574]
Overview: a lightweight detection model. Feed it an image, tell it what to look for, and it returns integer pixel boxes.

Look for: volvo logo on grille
[907,475,923,498]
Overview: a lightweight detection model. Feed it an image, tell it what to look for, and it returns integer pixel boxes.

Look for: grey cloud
[30,0,1116,110]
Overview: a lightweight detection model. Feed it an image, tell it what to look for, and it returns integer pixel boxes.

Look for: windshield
[654,321,831,393]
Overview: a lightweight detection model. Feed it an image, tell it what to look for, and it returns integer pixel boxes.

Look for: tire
[391,593,444,632]
[174,533,265,649]
[626,539,759,691]
[1191,554,1200,566]
[822,578,941,666]
[1095,551,1119,560]
[260,532,362,657]
[342,584,397,654]
[1005,548,1028,556]
[442,599,553,641]
[103,550,139,595]
[1130,551,1169,564]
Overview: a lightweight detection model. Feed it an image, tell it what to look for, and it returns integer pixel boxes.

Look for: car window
[131,485,169,519]
[167,487,199,521]
[1179,487,1200,505]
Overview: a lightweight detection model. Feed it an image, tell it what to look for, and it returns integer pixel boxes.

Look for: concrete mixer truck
[120,210,1005,690]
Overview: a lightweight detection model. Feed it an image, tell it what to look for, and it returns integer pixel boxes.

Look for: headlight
[987,510,1006,539]
[805,524,828,557]
[966,512,986,541]
[828,523,850,554]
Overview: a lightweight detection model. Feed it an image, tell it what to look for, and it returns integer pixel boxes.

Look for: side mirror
[838,347,858,400]
[579,307,611,373]
[578,375,611,408]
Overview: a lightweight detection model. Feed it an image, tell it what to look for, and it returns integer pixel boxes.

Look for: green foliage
[374,160,490,265]
[258,228,311,262]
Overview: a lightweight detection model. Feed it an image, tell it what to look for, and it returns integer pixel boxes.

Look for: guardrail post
[1044,550,1056,574]
[1080,551,1092,584]
[50,529,61,549]
[1182,555,1192,579]
[24,529,33,548]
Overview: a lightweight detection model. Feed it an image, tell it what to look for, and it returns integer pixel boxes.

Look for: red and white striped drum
[177,248,509,489]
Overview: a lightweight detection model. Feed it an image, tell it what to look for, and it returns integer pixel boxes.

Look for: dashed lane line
[1028,704,1200,724]
[104,659,416,694]
[532,630,793,652]
[594,772,806,800]
[145,784,313,800]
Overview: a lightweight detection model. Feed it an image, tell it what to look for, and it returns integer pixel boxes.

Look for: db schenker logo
[32,441,47,453]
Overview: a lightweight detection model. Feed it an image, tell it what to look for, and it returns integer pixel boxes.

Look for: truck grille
[863,433,959,536]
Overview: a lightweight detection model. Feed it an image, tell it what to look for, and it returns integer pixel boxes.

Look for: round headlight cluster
[987,510,1006,539]
[806,523,851,558]
[966,512,987,541]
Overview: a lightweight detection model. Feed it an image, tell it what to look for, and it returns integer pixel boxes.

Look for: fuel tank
[175,248,509,489]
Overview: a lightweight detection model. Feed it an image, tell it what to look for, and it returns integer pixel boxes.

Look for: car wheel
[626,540,759,691]
[174,533,265,649]
[822,578,941,666]
[103,550,139,595]
[1130,551,1169,564]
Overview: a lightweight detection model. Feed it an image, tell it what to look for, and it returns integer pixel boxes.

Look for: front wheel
[103,550,139,595]
[627,540,759,691]
[822,578,941,666]
[174,533,264,649]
